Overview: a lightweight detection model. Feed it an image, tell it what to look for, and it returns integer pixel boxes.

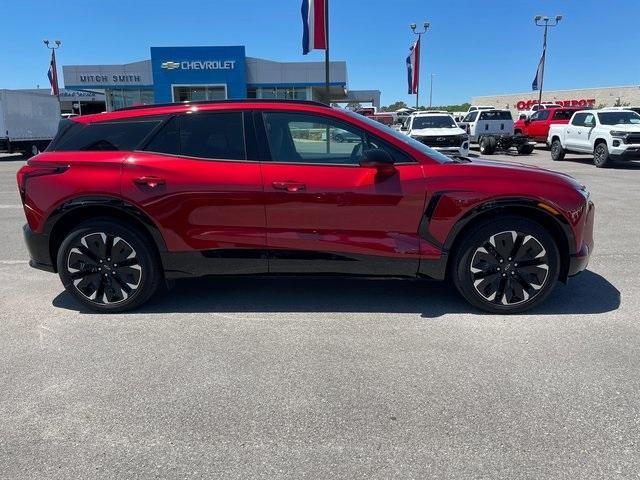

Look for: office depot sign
[516,98,596,110]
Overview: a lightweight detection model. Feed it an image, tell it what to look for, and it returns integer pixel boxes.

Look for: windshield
[412,115,457,129]
[340,109,453,163]
[598,111,640,125]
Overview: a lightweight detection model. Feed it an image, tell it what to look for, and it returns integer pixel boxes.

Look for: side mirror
[585,120,595,128]
[525,118,531,124]
[360,149,396,175]
[519,114,527,120]
[400,125,408,131]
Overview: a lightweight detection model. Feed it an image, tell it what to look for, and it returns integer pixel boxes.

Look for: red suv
[18,100,594,314]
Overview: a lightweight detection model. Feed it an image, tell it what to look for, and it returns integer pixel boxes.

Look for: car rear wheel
[479,136,497,155]
[452,216,560,314]
[550,139,565,161]
[56,219,162,313]
[517,143,535,155]
[593,142,610,168]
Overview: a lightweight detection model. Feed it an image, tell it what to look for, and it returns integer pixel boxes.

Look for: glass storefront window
[105,88,154,111]
[172,85,227,102]
[250,86,309,101]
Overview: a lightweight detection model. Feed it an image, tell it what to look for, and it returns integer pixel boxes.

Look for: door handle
[133,176,165,187]
[272,181,306,192]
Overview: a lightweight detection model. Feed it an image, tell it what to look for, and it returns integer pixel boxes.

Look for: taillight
[17,164,69,198]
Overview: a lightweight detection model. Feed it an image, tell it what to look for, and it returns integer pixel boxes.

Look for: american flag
[47,51,59,96]
[406,38,420,95]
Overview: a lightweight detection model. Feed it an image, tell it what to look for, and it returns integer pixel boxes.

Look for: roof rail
[115,98,330,112]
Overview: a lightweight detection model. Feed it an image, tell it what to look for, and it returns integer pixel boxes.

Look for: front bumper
[433,144,470,156]
[568,200,595,277]
[610,145,640,161]
[23,224,55,272]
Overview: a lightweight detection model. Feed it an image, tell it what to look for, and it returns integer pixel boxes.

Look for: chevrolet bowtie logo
[161,61,180,70]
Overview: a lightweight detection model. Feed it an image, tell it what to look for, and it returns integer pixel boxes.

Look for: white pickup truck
[548,109,640,167]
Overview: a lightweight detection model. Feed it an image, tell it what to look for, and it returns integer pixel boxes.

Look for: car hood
[462,157,583,189]
[411,127,465,136]
[606,124,640,132]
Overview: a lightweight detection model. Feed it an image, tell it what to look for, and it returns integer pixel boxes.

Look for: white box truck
[0,90,60,158]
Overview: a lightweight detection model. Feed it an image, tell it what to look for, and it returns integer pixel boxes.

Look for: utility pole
[410,21,430,109]
[429,73,437,108]
[533,15,562,106]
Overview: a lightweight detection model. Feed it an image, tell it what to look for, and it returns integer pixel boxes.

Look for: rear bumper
[23,224,55,272]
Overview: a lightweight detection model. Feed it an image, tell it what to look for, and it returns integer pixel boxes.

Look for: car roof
[413,111,452,117]
[70,99,332,124]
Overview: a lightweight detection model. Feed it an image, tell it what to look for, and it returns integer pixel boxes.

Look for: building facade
[471,85,640,115]
[62,45,380,111]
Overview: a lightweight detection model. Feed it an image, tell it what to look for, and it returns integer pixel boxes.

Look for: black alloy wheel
[453,217,560,314]
[593,143,610,168]
[57,219,161,312]
[469,231,549,306]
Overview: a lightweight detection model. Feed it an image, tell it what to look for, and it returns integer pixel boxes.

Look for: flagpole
[410,22,430,109]
[324,0,330,101]
[44,39,62,110]
[534,15,562,106]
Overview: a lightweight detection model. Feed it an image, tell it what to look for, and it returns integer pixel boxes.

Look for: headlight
[578,185,590,201]
[610,130,627,137]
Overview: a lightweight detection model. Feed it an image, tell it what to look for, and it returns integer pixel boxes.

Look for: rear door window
[571,113,587,126]
[143,112,246,160]
[55,118,162,151]
[479,111,513,121]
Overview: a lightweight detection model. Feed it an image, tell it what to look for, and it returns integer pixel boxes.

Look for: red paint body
[18,101,594,280]
[514,107,581,143]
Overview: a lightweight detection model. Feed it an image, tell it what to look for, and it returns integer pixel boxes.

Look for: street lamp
[43,39,62,105]
[533,15,561,107]
[410,21,430,108]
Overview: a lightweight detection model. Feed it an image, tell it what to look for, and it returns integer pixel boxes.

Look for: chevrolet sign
[161,60,236,71]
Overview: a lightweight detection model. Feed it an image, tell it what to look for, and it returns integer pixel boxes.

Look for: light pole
[410,21,430,109]
[533,15,562,107]
[43,39,62,106]
[429,73,437,108]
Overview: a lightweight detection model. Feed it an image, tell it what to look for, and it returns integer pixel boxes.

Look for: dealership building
[471,85,640,114]
[62,45,380,112]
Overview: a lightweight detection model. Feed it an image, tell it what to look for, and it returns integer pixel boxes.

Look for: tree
[380,101,408,112]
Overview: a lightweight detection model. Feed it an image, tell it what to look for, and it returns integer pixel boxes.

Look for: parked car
[514,107,580,143]
[518,103,563,119]
[331,128,361,143]
[403,111,469,157]
[18,99,594,314]
[467,105,495,113]
[601,106,640,115]
[460,109,535,155]
[548,109,640,167]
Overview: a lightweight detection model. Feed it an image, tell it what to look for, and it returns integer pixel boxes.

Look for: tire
[22,144,39,159]
[593,142,610,168]
[550,139,565,161]
[56,218,162,313]
[452,216,560,314]
[479,136,497,155]
[517,143,535,155]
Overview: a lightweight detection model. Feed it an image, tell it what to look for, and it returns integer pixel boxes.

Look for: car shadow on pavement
[53,269,620,318]
[562,155,640,169]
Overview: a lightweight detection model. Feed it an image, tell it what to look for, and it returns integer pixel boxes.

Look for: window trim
[259,110,417,167]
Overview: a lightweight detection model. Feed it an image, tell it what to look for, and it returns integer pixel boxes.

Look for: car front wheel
[593,142,610,168]
[57,219,162,312]
[452,216,560,314]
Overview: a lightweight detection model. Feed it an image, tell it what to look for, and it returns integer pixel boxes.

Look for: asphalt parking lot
[1,147,638,479]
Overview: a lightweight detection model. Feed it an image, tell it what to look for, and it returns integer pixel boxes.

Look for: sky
[1,0,639,107]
